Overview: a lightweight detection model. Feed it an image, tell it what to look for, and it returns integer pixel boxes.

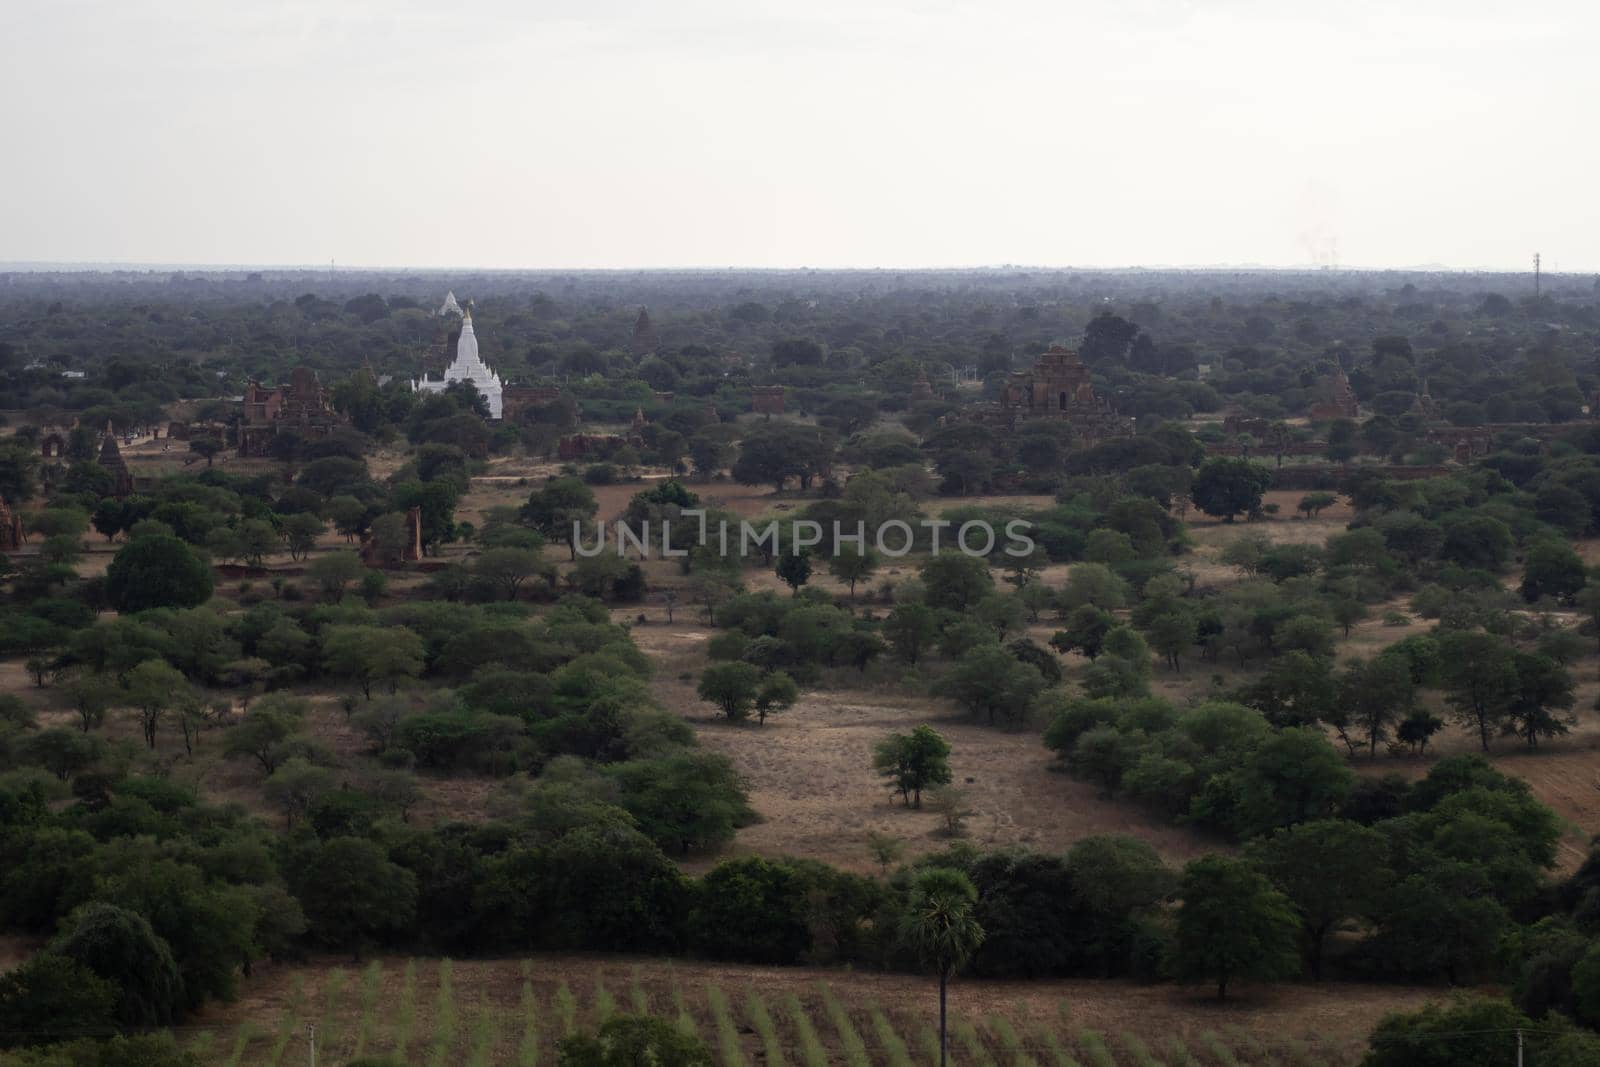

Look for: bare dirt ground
[626,616,1215,876]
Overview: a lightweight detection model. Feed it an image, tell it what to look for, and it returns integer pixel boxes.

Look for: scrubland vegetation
[4,268,1600,1065]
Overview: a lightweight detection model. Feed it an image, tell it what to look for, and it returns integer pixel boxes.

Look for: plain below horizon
[0,260,1577,277]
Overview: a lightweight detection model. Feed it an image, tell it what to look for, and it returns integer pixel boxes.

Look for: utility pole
[1534,253,1542,300]
[307,1023,316,1067]
[1517,1027,1523,1067]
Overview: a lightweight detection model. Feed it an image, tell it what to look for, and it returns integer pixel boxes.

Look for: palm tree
[900,868,985,1067]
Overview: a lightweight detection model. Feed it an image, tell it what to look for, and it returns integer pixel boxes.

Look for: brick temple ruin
[96,421,134,497]
[1307,364,1361,421]
[237,367,346,456]
[751,386,786,415]
[0,497,23,552]
[963,345,1132,441]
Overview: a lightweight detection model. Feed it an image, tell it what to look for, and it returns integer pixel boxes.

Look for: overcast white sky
[2,0,1595,271]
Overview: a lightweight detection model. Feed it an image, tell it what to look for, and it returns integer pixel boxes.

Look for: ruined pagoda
[97,421,134,497]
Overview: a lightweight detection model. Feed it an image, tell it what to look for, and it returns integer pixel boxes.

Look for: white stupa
[413,306,503,418]
[439,291,462,317]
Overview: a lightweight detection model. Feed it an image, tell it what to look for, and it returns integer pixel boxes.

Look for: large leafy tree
[1364,997,1600,1067]
[1340,654,1414,756]
[730,421,835,492]
[920,553,993,612]
[1437,631,1518,751]
[1506,650,1576,748]
[105,534,213,613]
[48,903,184,1027]
[883,602,938,664]
[873,724,953,808]
[1189,458,1273,522]
[1521,538,1586,603]
[1248,819,1390,979]
[0,953,117,1048]
[1170,855,1300,1000]
[1230,727,1353,837]
[123,659,192,750]
[520,477,598,560]
[696,662,762,722]
[321,625,425,699]
[286,837,418,955]
[940,645,1045,727]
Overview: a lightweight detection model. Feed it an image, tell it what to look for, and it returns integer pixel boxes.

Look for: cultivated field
[187,955,1438,1067]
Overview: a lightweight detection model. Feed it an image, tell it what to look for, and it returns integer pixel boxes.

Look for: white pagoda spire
[414,304,503,418]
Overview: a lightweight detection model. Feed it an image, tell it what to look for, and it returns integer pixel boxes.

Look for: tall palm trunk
[938,968,949,1067]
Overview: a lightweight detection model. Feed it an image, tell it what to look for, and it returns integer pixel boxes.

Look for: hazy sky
[3,0,1596,271]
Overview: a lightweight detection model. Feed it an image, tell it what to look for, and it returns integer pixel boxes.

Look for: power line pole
[1534,253,1542,300]
[1517,1026,1523,1067]
[307,1023,316,1067]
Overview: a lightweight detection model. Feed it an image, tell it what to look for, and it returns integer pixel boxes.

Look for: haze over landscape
[4,0,1597,271]
[9,4,1600,1067]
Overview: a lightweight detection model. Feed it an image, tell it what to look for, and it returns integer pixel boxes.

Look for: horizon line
[0,260,1579,277]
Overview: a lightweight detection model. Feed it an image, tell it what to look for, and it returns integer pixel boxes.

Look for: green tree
[1145,609,1197,672]
[0,953,117,1049]
[1437,631,1518,752]
[829,547,879,597]
[281,512,324,561]
[754,672,799,725]
[23,728,103,781]
[1362,997,1600,1067]
[696,662,762,722]
[1190,458,1273,522]
[188,435,223,468]
[883,602,938,664]
[325,495,370,542]
[64,672,118,733]
[221,695,306,775]
[940,645,1045,727]
[607,750,752,854]
[1170,855,1300,1000]
[49,903,184,1028]
[1521,538,1586,603]
[123,659,191,750]
[285,836,418,956]
[1232,727,1353,836]
[1506,651,1575,749]
[921,554,994,612]
[1341,654,1415,756]
[521,477,599,560]
[1051,604,1114,661]
[234,519,278,567]
[105,535,213,613]
[474,547,548,600]
[899,867,984,1067]
[321,625,425,699]
[263,757,335,827]
[730,421,835,492]
[1297,492,1337,518]
[774,549,812,595]
[1248,819,1390,979]
[874,724,953,808]
[1058,562,1128,611]
[307,550,364,602]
